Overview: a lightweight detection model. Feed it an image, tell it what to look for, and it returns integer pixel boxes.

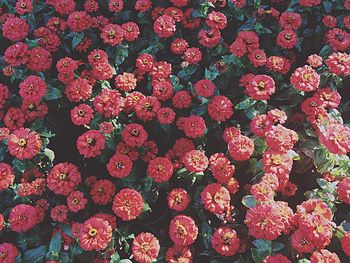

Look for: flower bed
[0,0,350,262]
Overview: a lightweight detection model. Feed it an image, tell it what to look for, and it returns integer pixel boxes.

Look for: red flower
[147,157,173,183]
[26,46,52,72]
[171,38,189,54]
[47,162,81,196]
[326,52,350,76]
[166,245,192,262]
[183,116,206,139]
[9,204,38,232]
[107,154,133,178]
[4,108,25,131]
[262,149,293,178]
[245,203,285,240]
[319,123,350,155]
[100,24,124,46]
[108,0,123,12]
[208,96,234,122]
[263,254,291,263]
[93,89,125,118]
[4,42,28,66]
[0,163,15,192]
[290,65,320,92]
[222,126,241,143]
[291,228,315,253]
[206,11,227,30]
[157,107,176,125]
[167,188,190,211]
[183,150,209,173]
[276,30,297,49]
[265,125,298,153]
[8,128,42,160]
[65,78,93,102]
[90,179,116,205]
[135,0,152,13]
[152,81,174,101]
[172,90,192,109]
[71,104,94,126]
[341,232,350,257]
[299,0,321,6]
[78,217,112,251]
[201,183,230,214]
[67,11,92,32]
[169,215,198,246]
[154,15,176,38]
[250,114,274,138]
[2,17,29,41]
[122,123,148,147]
[0,243,19,262]
[337,177,350,204]
[279,12,302,30]
[135,96,161,122]
[246,74,276,100]
[194,79,215,98]
[184,47,202,64]
[326,28,350,51]
[19,76,46,101]
[122,22,140,42]
[229,41,247,57]
[211,227,240,256]
[209,153,235,183]
[310,249,340,263]
[228,135,254,161]
[112,188,144,221]
[136,54,154,73]
[236,31,259,52]
[67,190,88,212]
[323,15,337,28]
[115,72,137,92]
[77,130,106,158]
[132,232,160,263]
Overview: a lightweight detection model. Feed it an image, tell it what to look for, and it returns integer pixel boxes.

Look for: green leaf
[287,150,300,160]
[49,232,62,253]
[12,159,26,173]
[235,97,256,110]
[44,148,55,161]
[120,260,133,263]
[72,32,84,49]
[271,241,284,252]
[44,86,62,100]
[242,195,257,208]
[201,222,213,251]
[205,68,219,81]
[323,1,332,13]
[23,246,47,263]
[319,45,333,58]
[110,252,121,263]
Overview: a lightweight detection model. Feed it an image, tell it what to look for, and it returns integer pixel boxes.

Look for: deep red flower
[9,204,38,232]
[228,135,254,161]
[167,188,190,212]
[201,183,231,214]
[122,123,148,147]
[112,188,144,221]
[2,17,29,41]
[208,96,234,122]
[211,227,240,256]
[100,24,124,46]
[153,15,176,38]
[107,154,133,178]
[47,163,81,196]
[290,65,320,92]
[169,215,198,246]
[8,128,42,160]
[0,163,15,192]
[147,157,173,183]
[132,232,160,263]
[90,179,116,206]
[78,217,112,251]
[77,130,106,158]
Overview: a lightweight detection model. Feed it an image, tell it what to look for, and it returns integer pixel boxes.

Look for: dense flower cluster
[0,0,349,262]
